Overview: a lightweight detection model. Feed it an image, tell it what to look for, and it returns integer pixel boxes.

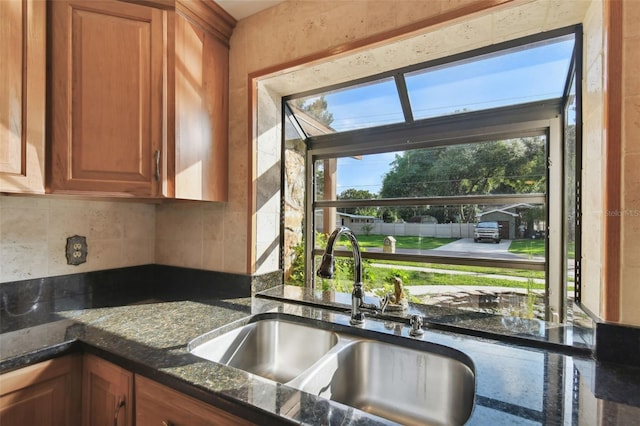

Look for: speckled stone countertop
[257,285,595,352]
[2,294,640,425]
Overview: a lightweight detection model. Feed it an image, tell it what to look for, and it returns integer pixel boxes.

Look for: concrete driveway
[366,238,527,260]
[437,238,511,253]
[428,238,526,260]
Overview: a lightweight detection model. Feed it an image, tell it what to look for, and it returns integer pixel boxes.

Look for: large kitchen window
[282,27,584,335]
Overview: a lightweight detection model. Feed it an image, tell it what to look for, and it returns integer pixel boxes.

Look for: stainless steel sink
[189,316,475,425]
[291,340,475,426]
[188,319,339,383]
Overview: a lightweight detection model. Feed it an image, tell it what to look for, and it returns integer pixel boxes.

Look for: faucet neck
[324,226,363,284]
[318,226,367,327]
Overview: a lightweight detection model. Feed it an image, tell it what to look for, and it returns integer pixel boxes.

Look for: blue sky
[336,153,398,194]
[305,37,575,195]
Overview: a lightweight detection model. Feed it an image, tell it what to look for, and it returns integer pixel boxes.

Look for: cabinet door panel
[1,375,67,425]
[70,8,150,181]
[82,354,133,426]
[173,13,228,201]
[0,355,81,426]
[50,0,163,196]
[0,0,23,176]
[0,0,46,193]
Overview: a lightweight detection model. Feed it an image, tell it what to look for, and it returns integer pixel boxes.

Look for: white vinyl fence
[325,222,477,238]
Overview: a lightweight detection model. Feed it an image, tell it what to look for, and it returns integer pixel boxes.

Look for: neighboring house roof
[336,212,377,220]
[477,208,519,218]
[314,210,377,220]
[477,202,536,218]
[496,202,536,211]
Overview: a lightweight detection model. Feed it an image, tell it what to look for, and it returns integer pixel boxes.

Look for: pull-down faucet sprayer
[316,226,367,325]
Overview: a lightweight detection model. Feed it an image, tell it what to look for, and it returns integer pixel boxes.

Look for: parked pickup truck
[474,221,501,243]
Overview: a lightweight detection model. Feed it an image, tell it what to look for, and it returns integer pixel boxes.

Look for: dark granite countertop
[2,293,640,425]
[257,285,595,352]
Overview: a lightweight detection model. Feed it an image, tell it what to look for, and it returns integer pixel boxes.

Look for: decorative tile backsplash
[0,195,155,283]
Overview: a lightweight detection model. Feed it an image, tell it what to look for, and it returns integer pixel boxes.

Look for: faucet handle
[409,314,424,337]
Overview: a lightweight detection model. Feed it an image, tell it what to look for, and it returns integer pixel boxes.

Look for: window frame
[303,112,556,270]
[282,26,582,324]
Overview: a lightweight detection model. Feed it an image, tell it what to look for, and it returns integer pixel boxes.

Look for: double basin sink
[188,314,475,425]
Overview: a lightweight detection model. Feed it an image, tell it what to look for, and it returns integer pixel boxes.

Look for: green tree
[380,137,546,222]
[381,208,399,223]
[291,96,334,127]
[337,188,378,216]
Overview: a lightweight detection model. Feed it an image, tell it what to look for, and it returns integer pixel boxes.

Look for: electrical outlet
[66,235,88,266]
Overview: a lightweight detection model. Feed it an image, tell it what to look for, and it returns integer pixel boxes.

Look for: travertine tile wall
[254,84,282,274]
[0,195,155,283]
[155,201,247,271]
[580,0,605,318]
[620,0,640,325]
[578,0,640,327]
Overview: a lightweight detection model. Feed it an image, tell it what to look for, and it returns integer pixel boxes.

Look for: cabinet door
[0,355,82,426]
[136,375,255,426]
[49,0,163,197]
[82,354,133,426]
[172,12,229,201]
[0,0,46,193]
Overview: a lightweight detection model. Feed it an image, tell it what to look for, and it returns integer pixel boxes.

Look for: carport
[477,209,517,239]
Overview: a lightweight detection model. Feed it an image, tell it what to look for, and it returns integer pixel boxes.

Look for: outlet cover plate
[66,235,88,266]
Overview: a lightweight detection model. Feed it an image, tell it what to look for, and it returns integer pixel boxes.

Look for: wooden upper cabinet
[49,0,163,197]
[0,0,46,194]
[48,0,234,200]
[171,10,230,201]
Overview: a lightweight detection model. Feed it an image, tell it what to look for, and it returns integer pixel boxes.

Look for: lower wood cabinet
[0,354,82,426]
[83,354,133,426]
[1,354,256,426]
[136,375,255,426]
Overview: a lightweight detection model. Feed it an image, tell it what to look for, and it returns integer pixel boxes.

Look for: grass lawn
[508,239,545,257]
[509,239,575,259]
[367,264,545,290]
[316,234,575,292]
[420,271,545,290]
[373,259,548,280]
[337,235,457,250]
[321,265,546,294]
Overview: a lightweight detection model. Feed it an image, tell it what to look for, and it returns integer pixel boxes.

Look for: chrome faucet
[317,226,368,325]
